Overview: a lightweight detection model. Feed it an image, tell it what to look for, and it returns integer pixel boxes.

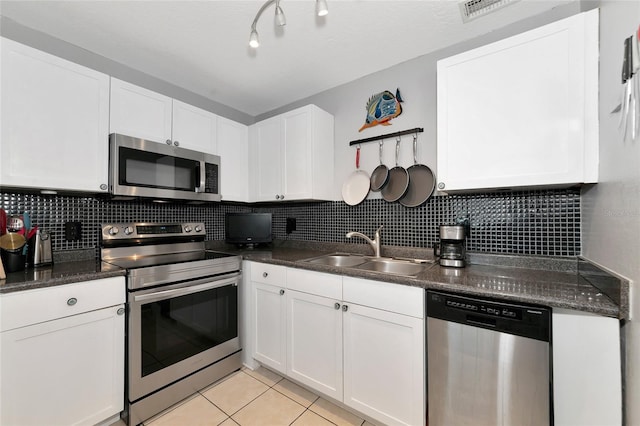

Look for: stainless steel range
[100,222,242,426]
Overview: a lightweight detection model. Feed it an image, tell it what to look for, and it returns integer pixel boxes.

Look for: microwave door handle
[196,160,206,193]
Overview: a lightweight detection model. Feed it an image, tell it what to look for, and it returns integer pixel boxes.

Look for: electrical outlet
[64,221,82,241]
[286,217,297,234]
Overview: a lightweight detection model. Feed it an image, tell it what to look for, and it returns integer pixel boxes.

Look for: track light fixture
[249,0,328,49]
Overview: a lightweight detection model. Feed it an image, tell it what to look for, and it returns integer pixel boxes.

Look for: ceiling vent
[459,0,520,23]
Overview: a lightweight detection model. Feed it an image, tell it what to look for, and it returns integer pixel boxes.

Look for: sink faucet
[346,225,383,257]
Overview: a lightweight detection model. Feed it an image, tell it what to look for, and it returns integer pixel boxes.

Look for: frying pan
[400,134,436,207]
[342,146,370,206]
[370,140,389,192]
[381,137,409,202]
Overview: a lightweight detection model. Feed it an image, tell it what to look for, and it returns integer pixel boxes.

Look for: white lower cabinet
[253,281,287,374]
[552,308,622,426]
[343,303,424,426]
[248,263,425,426]
[286,290,343,401]
[0,277,125,426]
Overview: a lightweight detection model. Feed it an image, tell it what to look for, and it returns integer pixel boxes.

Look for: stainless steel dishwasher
[426,290,552,426]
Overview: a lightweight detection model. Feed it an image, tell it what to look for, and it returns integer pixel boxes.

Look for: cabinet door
[343,303,425,426]
[0,305,125,426]
[172,100,218,154]
[253,281,287,374]
[436,10,598,192]
[0,37,110,192]
[251,117,282,201]
[281,108,312,200]
[552,309,621,426]
[218,116,249,202]
[286,290,343,400]
[109,77,172,144]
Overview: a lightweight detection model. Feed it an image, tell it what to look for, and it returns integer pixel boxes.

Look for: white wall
[581,1,640,424]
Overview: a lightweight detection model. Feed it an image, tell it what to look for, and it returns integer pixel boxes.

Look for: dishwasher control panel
[427,291,550,342]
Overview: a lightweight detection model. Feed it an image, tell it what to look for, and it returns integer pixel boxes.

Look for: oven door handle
[133,276,238,304]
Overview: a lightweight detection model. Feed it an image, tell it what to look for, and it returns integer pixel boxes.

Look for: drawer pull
[342,304,349,312]
[263,272,268,278]
[67,298,77,306]
[279,289,285,295]
[117,307,125,316]
[334,303,341,310]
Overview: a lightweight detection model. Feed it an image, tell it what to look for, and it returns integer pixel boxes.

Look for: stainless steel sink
[353,258,425,277]
[302,253,428,277]
[304,254,368,267]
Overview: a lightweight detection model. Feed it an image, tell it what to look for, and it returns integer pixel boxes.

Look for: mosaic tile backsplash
[0,189,580,257]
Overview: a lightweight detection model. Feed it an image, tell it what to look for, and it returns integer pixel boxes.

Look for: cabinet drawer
[0,277,125,332]
[287,268,342,300]
[250,263,286,286]
[343,277,423,318]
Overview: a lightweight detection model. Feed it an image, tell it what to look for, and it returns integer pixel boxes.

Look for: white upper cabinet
[0,37,110,193]
[110,78,218,154]
[217,116,249,202]
[436,10,599,192]
[109,78,173,144]
[172,100,218,154]
[249,105,334,202]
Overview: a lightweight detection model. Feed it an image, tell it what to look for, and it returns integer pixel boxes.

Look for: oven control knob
[108,226,119,236]
[124,226,134,235]
[195,225,202,233]
[184,225,193,233]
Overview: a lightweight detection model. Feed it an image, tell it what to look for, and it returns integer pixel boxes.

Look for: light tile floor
[136,367,375,426]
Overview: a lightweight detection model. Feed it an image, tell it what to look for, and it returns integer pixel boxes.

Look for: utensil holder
[1,248,26,273]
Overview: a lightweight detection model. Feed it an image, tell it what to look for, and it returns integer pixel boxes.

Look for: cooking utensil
[0,209,6,236]
[342,146,370,206]
[0,232,26,251]
[0,256,6,280]
[381,137,409,202]
[370,140,389,192]
[8,215,24,234]
[399,134,436,208]
[22,212,31,255]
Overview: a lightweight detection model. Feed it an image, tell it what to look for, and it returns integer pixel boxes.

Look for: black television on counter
[225,213,273,247]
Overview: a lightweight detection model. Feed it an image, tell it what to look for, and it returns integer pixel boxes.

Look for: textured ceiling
[0,0,575,116]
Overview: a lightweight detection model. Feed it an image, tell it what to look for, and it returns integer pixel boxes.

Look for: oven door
[128,273,240,401]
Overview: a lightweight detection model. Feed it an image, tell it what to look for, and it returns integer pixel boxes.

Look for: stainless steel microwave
[109,133,221,202]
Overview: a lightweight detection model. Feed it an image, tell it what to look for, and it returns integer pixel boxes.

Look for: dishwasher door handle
[466,315,497,328]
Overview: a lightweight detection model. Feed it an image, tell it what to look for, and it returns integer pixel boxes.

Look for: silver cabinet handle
[67,297,77,306]
[334,302,341,310]
[342,304,349,312]
[174,141,180,147]
[117,307,125,315]
[438,182,445,190]
[99,184,107,190]
[263,272,268,278]
[279,289,285,295]
[275,195,281,200]
[280,195,285,200]
[166,139,172,145]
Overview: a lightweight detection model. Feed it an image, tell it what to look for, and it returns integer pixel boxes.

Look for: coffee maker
[434,225,466,268]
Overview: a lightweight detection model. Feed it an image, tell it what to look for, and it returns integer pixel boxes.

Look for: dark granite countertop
[0,256,125,294]
[1,242,628,320]
[209,241,628,320]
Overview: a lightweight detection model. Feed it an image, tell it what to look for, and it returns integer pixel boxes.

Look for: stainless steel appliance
[433,224,466,267]
[426,291,551,426]
[100,222,241,426]
[109,133,221,202]
[31,229,52,266]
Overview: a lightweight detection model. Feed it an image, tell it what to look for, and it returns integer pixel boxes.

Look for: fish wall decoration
[359,88,404,132]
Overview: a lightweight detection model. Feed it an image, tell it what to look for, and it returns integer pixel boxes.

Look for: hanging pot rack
[349,127,424,146]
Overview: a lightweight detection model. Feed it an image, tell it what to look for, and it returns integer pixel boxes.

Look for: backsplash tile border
[0,189,580,257]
